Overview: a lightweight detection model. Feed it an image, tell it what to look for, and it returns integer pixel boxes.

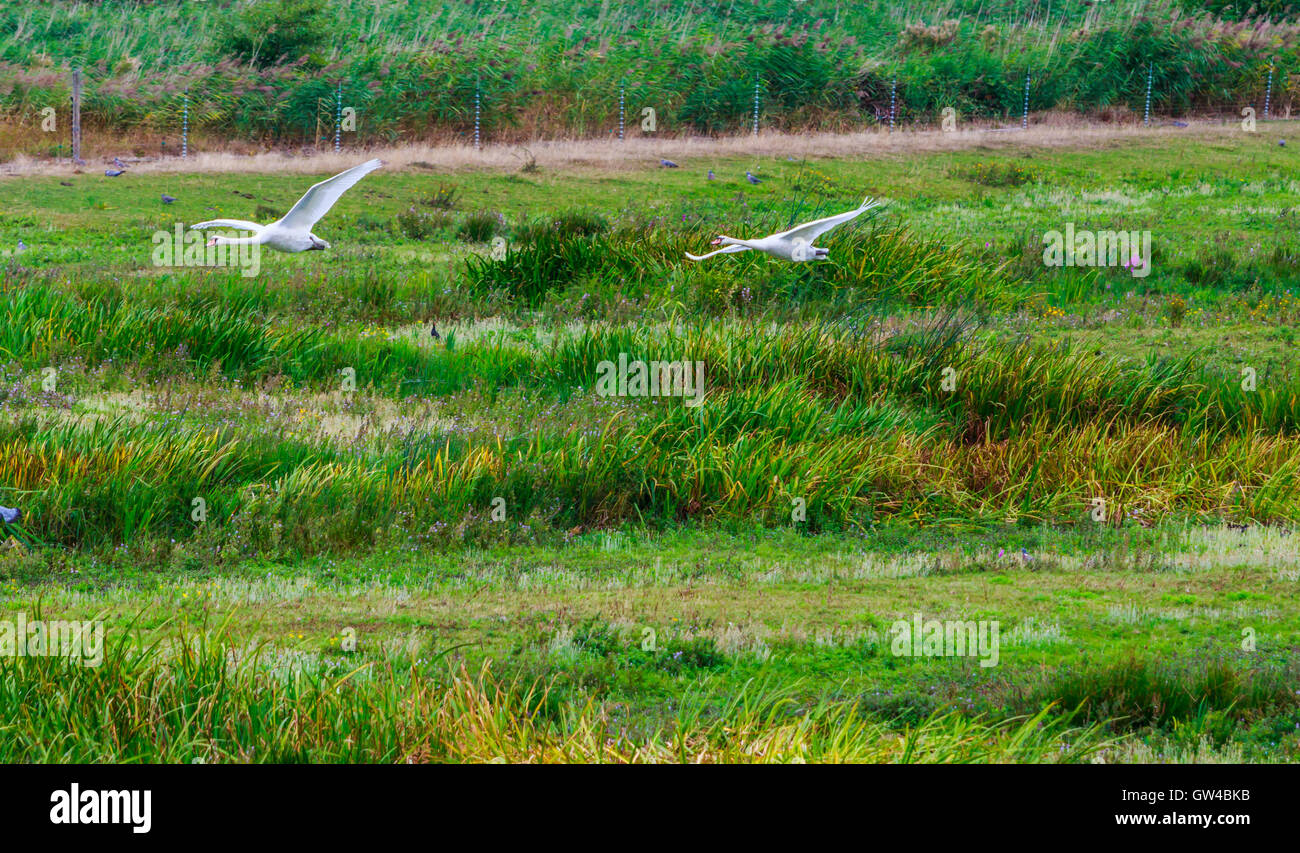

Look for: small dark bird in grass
[104,169,125,177]
[59,181,72,187]
[660,159,679,168]
[745,171,762,184]
[113,157,127,169]
[161,194,176,204]
[1281,139,1287,147]
[707,169,715,180]
[0,506,20,525]
[430,323,441,340]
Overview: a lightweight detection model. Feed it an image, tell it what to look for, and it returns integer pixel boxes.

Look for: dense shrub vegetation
[3,0,1300,147]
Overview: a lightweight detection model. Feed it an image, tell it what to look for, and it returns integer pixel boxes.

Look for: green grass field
[1,123,1299,763]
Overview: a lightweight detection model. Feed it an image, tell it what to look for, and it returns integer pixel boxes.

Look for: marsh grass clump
[458,211,503,243]
[1014,655,1300,733]
[464,229,635,305]
[1183,250,1234,287]
[352,213,391,234]
[516,148,539,174]
[397,207,451,239]
[949,162,1036,187]
[567,618,728,673]
[899,19,960,52]
[790,167,839,197]
[1165,296,1188,328]
[419,183,460,210]
[514,210,609,243]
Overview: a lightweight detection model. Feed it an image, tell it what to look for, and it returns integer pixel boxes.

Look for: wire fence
[17,56,1299,161]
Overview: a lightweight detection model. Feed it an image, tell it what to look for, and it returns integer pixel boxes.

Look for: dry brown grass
[0,112,1252,178]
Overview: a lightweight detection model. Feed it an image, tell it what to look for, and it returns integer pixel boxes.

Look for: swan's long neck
[720,237,765,250]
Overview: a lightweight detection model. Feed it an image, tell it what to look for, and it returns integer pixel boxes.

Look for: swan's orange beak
[710,238,723,245]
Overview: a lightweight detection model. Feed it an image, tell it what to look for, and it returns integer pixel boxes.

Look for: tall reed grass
[0,619,1112,763]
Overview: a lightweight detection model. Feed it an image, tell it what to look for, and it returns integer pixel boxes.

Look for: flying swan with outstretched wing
[190,159,384,253]
[686,197,881,262]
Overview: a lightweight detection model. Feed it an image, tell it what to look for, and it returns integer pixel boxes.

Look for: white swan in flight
[686,197,881,262]
[190,159,383,252]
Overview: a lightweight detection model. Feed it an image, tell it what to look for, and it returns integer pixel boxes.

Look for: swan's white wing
[772,198,880,243]
[685,244,752,261]
[275,159,383,231]
[190,219,265,232]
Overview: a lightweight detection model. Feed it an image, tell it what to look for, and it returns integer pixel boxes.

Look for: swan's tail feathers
[191,219,265,233]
